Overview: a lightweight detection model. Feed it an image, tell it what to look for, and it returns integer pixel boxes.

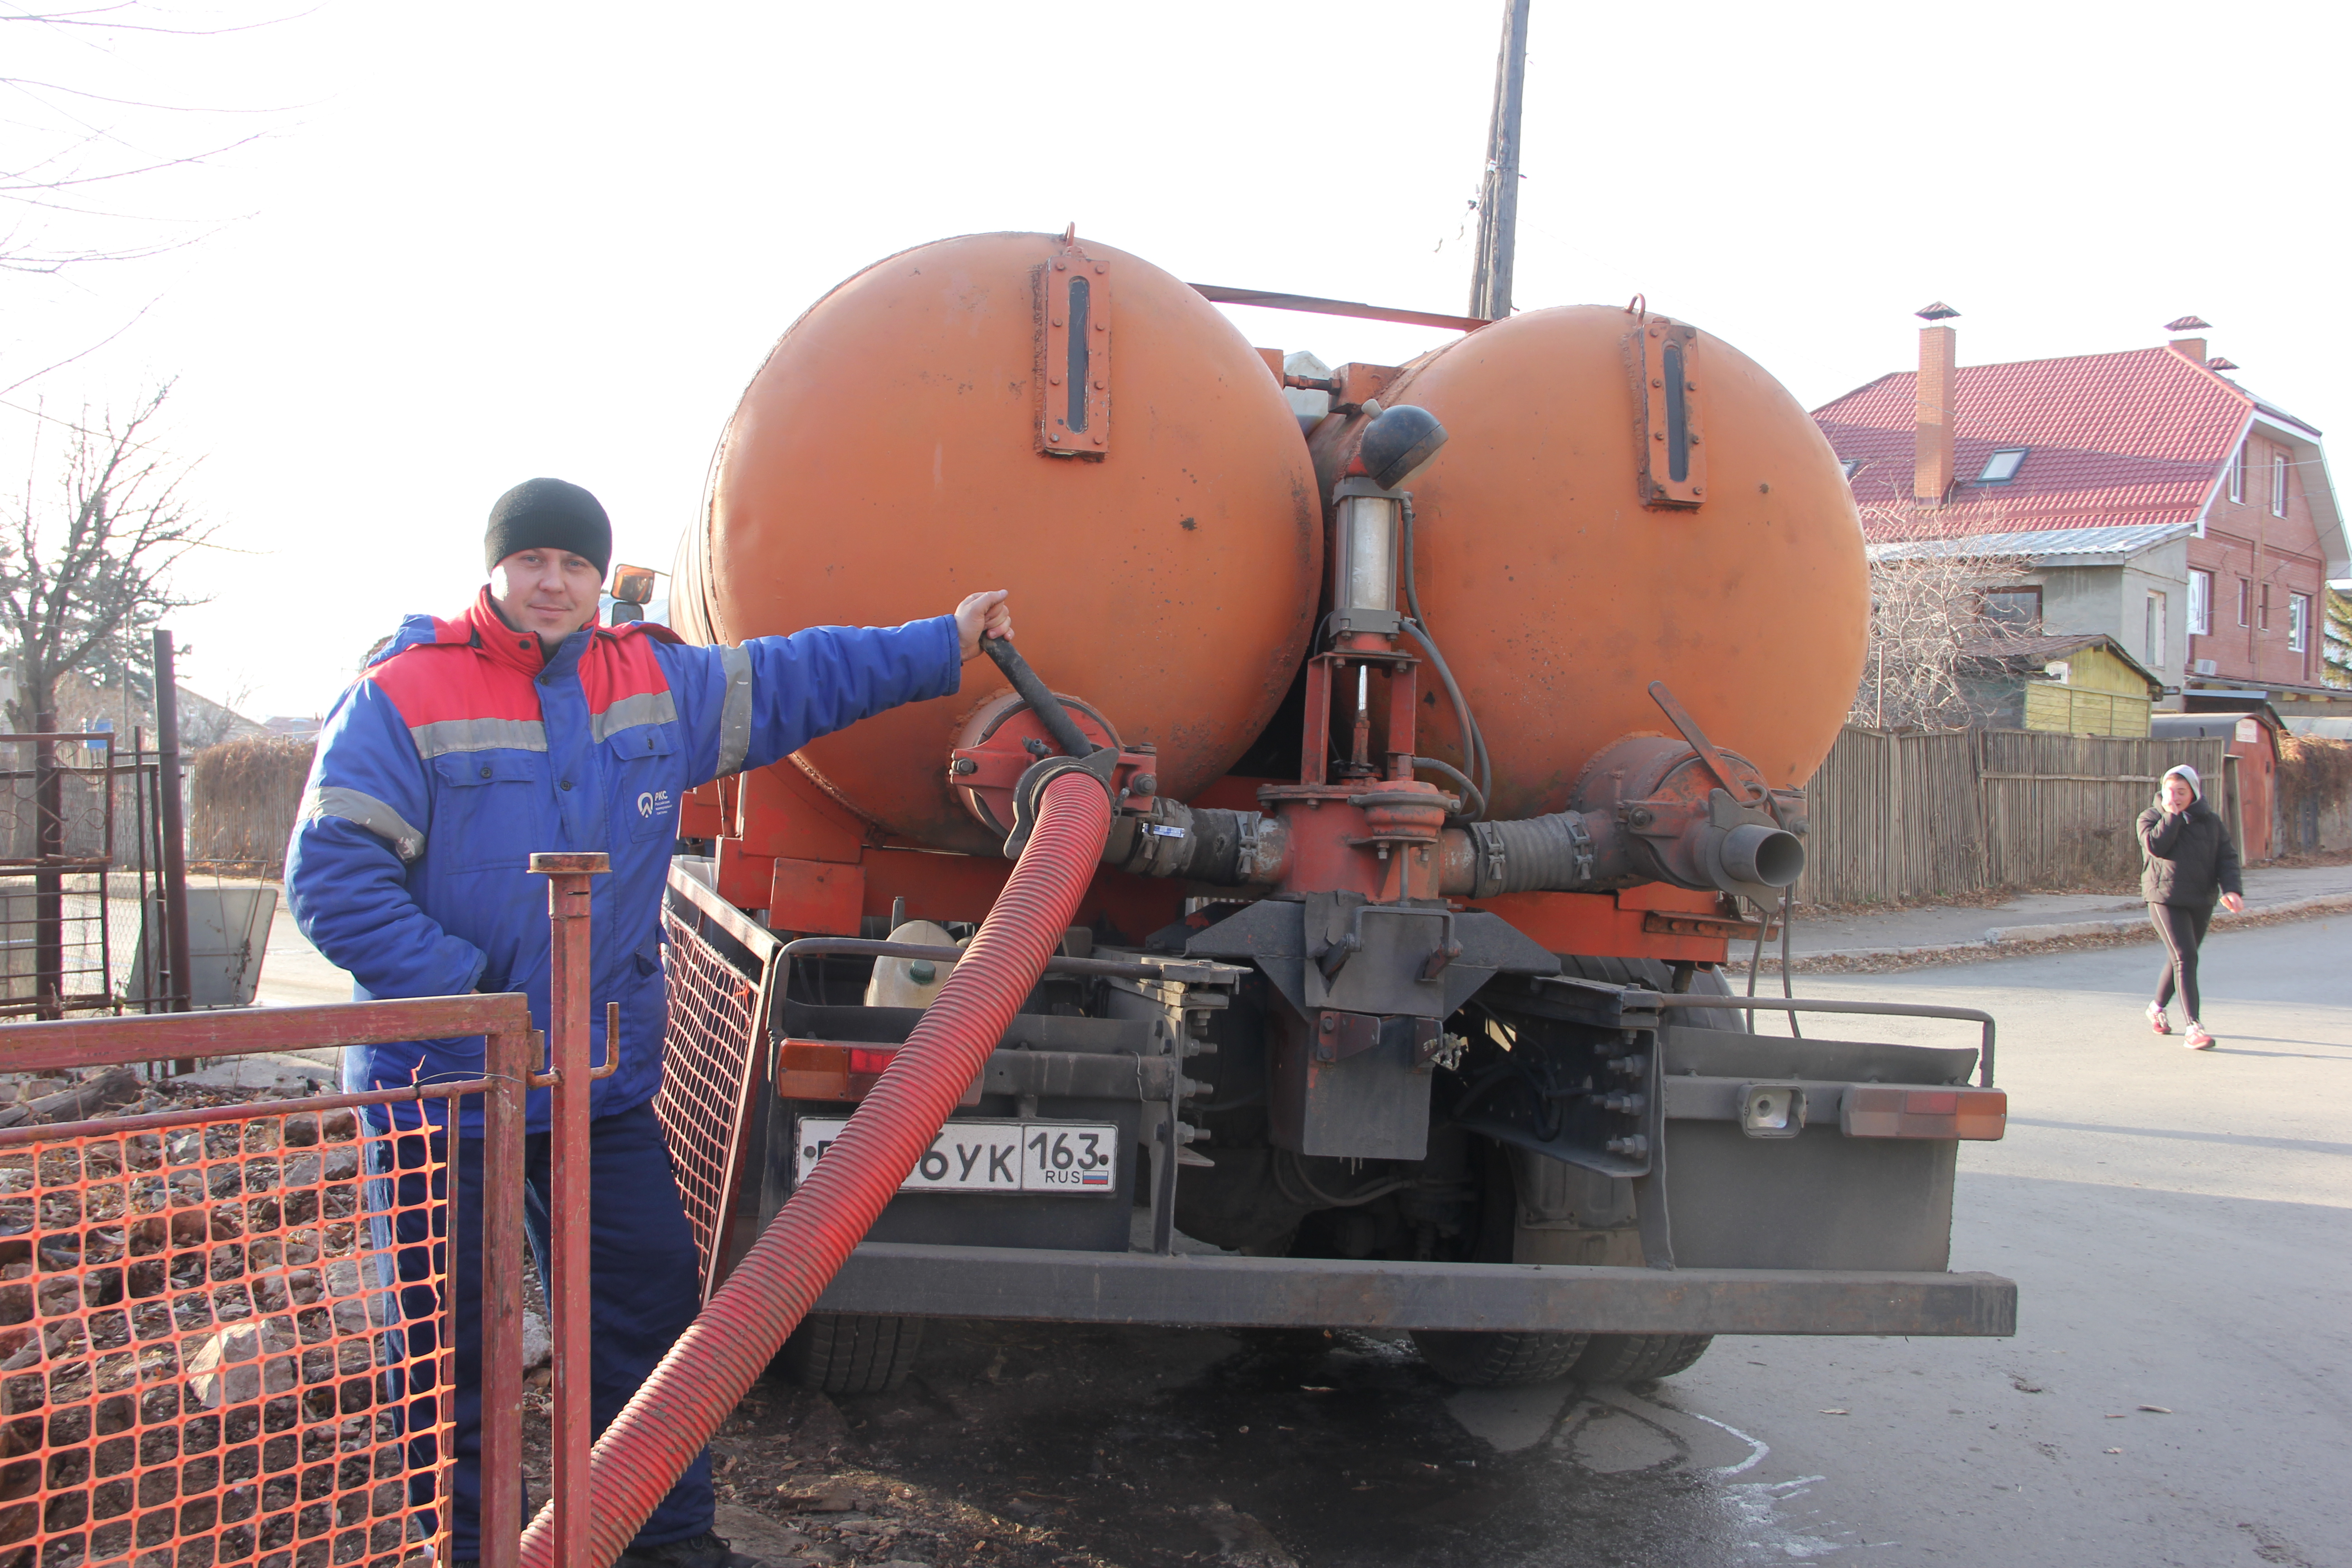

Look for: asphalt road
[808,915,2350,1568]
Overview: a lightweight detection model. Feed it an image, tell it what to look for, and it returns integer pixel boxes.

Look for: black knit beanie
[484,478,611,577]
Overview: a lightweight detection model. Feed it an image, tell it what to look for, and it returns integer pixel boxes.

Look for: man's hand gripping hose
[515,765,1112,1568]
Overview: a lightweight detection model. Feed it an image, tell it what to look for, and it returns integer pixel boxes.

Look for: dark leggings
[2150,902,2213,1022]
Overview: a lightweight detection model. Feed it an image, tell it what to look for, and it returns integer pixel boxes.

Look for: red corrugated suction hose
[517,769,1112,1568]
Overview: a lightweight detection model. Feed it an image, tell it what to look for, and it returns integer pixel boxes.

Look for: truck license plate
[794,1117,1118,1195]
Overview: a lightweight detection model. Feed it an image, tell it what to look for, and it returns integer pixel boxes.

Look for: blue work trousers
[377,1102,715,1559]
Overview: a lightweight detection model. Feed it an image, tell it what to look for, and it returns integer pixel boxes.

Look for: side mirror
[610,564,658,606]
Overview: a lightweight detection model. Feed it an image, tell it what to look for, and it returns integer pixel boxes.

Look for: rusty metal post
[478,1014,537,1568]
[98,734,118,1014]
[33,714,63,1019]
[530,852,609,1568]
[152,632,192,1014]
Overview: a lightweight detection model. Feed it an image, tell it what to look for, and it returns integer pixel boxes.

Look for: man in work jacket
[286,477,1012,1568]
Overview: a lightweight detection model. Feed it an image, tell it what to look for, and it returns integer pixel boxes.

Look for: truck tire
[1570,1333,1712,1385]
[1549,956,1723,1387]
[1408,1146,1588,1389]
[1407,956,1731,1389]
[1409,1326,1590,1388]
[772,1313,926,1394]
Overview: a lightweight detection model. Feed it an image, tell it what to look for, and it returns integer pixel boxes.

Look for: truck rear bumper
[812,1242,2017,1337]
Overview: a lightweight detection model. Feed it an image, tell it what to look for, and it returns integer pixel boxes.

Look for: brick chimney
[1913,302,1959,505]
[2164,315,2211,366]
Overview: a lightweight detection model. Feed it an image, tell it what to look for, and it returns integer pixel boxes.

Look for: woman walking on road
[2138,763,2244,1050]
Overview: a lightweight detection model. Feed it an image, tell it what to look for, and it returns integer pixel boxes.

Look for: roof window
[1841,458,1862,479]
[1976,448,2028,484]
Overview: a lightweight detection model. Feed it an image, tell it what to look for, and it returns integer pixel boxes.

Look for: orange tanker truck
[647,229,2016,1392]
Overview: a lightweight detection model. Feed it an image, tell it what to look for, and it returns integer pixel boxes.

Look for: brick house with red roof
[1813,314,2348,714]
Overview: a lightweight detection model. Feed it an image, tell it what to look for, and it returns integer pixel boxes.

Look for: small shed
[2151,707,2283,862]
[1959,633,2164,737]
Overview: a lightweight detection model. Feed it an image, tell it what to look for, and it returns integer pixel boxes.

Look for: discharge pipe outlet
[516,770,1114,1568]
[1433,808,1803,898]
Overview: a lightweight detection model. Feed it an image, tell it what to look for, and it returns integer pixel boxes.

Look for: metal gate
[0,996,537,1568]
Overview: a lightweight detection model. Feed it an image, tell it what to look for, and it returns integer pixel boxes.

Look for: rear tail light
[1842,1086,2007,1141]
[776,1040,985,1106]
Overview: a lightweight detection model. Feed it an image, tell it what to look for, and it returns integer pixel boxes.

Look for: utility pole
[1469,0,1533,322]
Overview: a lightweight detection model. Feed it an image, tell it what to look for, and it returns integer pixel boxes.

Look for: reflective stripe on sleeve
[589,690,680,743]
[716,644,754,776]
[305,786,427,862]
[408,717,548,757]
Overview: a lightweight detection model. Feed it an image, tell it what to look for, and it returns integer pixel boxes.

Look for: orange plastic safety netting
[0,1102,454,1568]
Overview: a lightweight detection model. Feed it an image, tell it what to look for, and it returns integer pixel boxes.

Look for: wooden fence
[188,736,316,872]
[1796,726,2230,907]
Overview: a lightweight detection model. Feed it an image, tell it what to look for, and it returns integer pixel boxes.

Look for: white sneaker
[2146,1002,2171,1035]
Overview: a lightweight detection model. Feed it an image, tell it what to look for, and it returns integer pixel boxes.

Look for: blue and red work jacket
[286,587,961,1133]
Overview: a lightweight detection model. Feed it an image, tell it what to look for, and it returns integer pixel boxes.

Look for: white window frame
[2229,442,2246,503]
[2145,590,2168,672]
[2288,593,2311,653]
[1977,448,2029,483]
[2188,569,2212,636]
[2273,452,2289,517]
[2239,577,2252,627]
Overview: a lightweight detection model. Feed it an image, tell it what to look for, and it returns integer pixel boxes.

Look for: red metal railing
[0,994,538,1568]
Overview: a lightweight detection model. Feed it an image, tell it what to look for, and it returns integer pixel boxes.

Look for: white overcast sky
[8,0,2346,719]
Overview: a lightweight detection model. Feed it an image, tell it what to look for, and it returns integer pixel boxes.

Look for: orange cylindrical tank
[1378,305,1868,820]
[676,232,1323,856]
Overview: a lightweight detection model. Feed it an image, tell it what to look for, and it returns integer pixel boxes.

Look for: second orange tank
[1372,305,1868,821]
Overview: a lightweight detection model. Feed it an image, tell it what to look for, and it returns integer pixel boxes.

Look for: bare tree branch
[2325,585,2351,691]
[1852,501,2036,731]
[0,2,294,276]
[0,381,216,731]
[0,4,309,38]
[0,296,160,397]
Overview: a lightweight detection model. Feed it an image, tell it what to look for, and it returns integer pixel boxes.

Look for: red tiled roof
[1813,346,2252,539]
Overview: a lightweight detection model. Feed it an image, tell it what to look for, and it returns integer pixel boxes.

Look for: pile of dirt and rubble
[517,1379,1124,1568]
[505,1319,1382,1568]
[0,1063,328,1130]
[506,1319,1532,1568]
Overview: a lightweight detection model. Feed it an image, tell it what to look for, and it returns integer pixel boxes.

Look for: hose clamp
[1565,816,1596,885]
[1470,820,1508,898]
[1004,747,1120,859]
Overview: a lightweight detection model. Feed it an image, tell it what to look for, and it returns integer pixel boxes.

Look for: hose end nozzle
[1717,822,1805,889]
